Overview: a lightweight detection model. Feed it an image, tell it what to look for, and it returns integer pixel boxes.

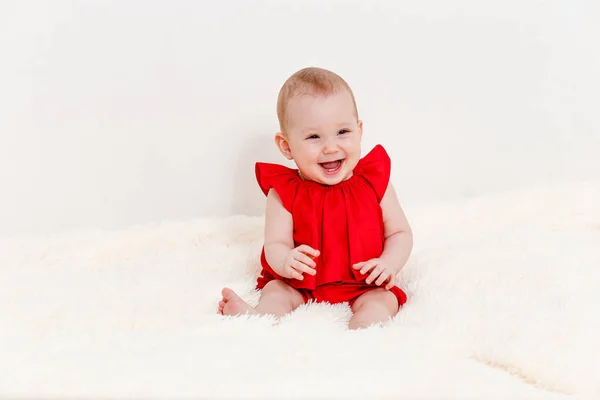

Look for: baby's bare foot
[218,287,257,316]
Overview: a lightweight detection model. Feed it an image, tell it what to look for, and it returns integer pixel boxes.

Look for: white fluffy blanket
[1,181,599,399]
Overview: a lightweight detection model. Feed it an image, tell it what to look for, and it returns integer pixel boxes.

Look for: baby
[218,67,413,329]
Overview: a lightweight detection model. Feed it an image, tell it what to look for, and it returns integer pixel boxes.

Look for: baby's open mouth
[319,159,344,174]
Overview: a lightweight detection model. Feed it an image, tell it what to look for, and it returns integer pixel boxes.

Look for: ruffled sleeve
[255,162,299,213]
[354,144,391,202]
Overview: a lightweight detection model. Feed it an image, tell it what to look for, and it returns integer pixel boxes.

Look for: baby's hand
[352,258,398,290]
[281,245,320,280]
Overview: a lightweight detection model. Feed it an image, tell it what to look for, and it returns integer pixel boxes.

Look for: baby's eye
[338,129,349,135]
[306,134,319,140]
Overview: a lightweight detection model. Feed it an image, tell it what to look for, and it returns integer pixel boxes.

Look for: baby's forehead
[287,104,357,132]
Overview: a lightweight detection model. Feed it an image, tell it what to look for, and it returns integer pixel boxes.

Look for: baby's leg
[349,288,399,330]
[218,280,304,318]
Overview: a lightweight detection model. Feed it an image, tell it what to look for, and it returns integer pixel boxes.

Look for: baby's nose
[323,141,338,154]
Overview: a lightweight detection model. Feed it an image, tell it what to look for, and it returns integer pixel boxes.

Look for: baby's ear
[274,132,293,160]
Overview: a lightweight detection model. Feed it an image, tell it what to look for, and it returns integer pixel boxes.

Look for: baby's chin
[300,164,356,185]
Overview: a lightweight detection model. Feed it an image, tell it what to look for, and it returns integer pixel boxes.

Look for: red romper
[254,144,408,308]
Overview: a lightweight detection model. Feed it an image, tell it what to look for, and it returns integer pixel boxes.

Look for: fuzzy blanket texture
[1,181,599,399]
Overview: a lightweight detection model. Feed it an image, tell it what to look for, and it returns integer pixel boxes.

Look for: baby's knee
[262,280,303,302]
[263,279,293,294]
[352,289,399,315]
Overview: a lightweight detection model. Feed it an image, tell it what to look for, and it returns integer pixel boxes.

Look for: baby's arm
[353,182,413,287]
[379,182,413,273]
[263,189,294,271]
[263,189,318,280]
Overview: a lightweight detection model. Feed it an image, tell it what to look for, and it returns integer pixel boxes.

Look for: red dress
[254,144,407,308]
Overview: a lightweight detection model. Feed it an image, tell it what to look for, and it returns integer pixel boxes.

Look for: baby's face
[282,90,363,185]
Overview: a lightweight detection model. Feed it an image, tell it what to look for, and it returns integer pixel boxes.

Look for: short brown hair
[276,67,358,131]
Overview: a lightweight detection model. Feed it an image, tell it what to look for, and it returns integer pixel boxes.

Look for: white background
[1,0,598,237]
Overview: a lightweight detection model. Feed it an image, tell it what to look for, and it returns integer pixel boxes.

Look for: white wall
[1,0,599,237]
